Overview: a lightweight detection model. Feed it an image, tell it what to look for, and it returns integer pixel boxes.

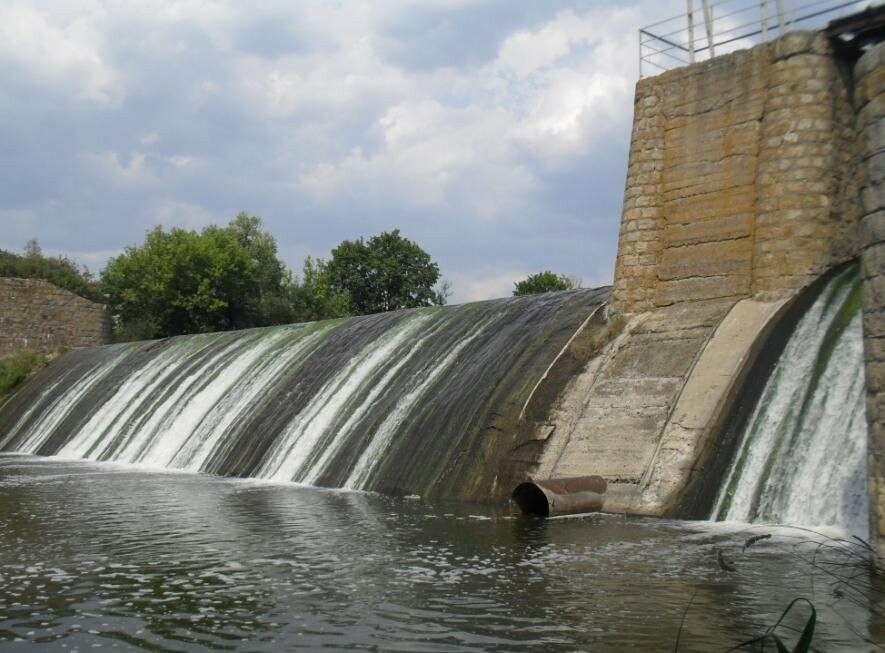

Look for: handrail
[639,0,872,77]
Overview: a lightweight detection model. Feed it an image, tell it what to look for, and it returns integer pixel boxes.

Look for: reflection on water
[0,454,877,651]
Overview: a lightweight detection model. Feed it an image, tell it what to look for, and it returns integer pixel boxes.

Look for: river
[0,454,878,651]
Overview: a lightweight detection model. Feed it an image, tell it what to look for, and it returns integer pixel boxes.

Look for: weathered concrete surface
[856,42,885,556]
[612,32,860,314]
[536,299,731,487]
[0,277,110,359]
[633,298,789,514]
[538,298,786,515]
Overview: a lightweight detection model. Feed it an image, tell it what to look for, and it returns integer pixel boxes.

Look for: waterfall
[0,289,607,498]
[713,265,869,537]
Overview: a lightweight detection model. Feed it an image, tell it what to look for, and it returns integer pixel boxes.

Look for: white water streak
[176,325,331,471]
[298,319,444,484]
[259,313,432,481]
[12,347,136,454]
[345,317,492,490]
[57,337,220,460]
[715,274,868,537]
[135,330,293,468]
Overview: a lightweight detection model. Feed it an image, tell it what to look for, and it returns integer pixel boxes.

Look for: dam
[0,6,883,651]
[4,25,881,539]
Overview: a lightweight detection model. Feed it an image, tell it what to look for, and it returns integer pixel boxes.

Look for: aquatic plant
[727,598,816,652]
[674,528,883,651]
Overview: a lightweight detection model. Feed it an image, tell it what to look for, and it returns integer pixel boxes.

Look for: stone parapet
[0,277,110,359]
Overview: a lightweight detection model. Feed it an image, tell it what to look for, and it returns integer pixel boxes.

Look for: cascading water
[712,264,869,537]
[0,289,608,499]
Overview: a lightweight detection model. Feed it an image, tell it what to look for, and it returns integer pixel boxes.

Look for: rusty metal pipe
[511,476,607,517]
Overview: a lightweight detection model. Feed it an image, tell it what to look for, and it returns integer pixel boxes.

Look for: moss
[0,351,50,399]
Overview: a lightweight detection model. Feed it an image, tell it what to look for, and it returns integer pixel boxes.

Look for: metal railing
[640,0,874,77]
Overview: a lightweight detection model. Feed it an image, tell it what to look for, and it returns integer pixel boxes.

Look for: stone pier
[856,42,885,556]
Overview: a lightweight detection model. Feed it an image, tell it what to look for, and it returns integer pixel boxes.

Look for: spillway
[0,288,608,500]
[712,264,869,537]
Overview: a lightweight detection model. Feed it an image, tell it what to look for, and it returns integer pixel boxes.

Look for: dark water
[0,455,879,651]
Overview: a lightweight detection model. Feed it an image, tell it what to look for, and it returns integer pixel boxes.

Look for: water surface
[0,454,877,651]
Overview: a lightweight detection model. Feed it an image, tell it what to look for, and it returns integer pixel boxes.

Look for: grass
[0,351,50,399]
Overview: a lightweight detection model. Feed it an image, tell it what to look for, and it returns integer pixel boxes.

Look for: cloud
[0,0,666,303]
[153,200,219,230]
[454,270,527,303]
[0,4,122,106]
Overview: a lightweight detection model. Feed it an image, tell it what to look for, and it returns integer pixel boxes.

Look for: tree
[512,271,580,296]
[325,229,445,315]
[228,212,295,326]
[100,215,296,340]
[288,256,350,322]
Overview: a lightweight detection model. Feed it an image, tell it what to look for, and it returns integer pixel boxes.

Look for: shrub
[0,351,49,398]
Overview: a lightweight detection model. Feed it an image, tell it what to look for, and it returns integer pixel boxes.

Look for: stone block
[655,274,750,306]
[858,95,885,132]
[863,241,885,275]
[862,181,884,215]
[662,155,757,195]
[664,213,754,248]
[855,42,885,84]
[862,272,885,311]
[637,299,734,331]
[658,238,753,281]
[864,309,885,338]
[866,150,885,188]
[584,378,682,408]
[866,360,885,394]
[667,186,756,223]
[862,211,885,247]
[863,336,885,365]
[855,65,885,109]
[860,117,885,160]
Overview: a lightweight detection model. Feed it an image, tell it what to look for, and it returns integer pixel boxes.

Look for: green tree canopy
[325,229,445,315]
[512,271,579,296]
[100,214,296,340]
[0,240,101,302]
[98,218,450,339]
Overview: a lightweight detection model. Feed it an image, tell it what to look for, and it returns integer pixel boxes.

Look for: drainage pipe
[512,476,607,517]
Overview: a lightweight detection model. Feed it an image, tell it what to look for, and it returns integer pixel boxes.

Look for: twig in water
[743,533,771,551]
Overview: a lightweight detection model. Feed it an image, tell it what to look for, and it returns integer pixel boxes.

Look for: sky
[0,0,686,302]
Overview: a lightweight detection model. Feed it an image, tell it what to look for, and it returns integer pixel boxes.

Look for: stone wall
[612,32,861,313]
[855,42,885,556]
[0,277,110,358]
